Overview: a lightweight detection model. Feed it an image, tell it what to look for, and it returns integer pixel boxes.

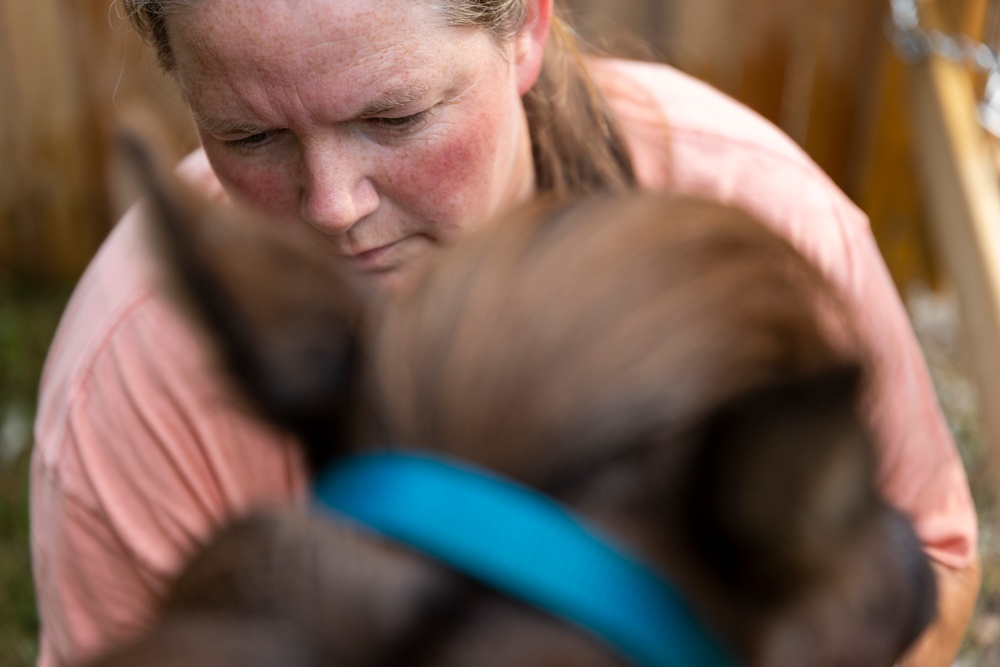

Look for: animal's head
[97,136,937,667]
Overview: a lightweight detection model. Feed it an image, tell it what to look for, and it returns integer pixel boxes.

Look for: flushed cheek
[396,116,513,241]
[205,148,301,221]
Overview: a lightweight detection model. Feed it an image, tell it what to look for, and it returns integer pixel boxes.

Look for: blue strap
[313,451,737,667]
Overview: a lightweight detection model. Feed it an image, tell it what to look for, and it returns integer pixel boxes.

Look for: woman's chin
[361,260,427,295]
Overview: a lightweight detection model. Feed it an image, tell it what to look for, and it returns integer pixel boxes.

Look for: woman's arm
[30,212,306,666]
[900,558,981,667]
[599,59,982,664]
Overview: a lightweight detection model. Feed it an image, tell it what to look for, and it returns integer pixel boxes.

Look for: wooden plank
[0,0,196,280]
[564,0,661,57]
[0,0,107,280]
[959,0,990,38]
[654,0,884,192]
[908,1,1000,485]
[736,0,797,125]
[85,0,196,219]
[772,0,820,146]
[660,0,746,95]
[852,36,938,290]
[0,0,16,273]
[798,0,883,190]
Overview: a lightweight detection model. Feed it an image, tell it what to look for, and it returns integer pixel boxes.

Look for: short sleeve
[31,249,308,667]
[826,196,977,569]
[599,58,978,570]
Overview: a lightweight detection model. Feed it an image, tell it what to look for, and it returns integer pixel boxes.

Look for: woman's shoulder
[34,149,224,472]
[593,58,816,171]
[42,150,224,376]
[592,58,873,306]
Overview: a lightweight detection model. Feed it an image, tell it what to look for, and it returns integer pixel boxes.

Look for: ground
[0,276,997,666]
[0,276,68,666]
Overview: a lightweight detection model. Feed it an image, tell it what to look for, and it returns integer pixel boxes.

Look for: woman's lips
[341,235,428,273]
[341,239,402,270]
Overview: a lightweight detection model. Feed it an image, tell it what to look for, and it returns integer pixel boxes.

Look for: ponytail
[522,11,636,196]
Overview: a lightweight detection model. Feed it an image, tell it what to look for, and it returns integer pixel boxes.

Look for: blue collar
[313,451,737,667]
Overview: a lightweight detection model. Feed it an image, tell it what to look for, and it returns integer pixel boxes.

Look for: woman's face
[168,0,540,290]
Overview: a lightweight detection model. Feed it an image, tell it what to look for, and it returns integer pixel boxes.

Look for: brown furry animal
[88,138,936,667]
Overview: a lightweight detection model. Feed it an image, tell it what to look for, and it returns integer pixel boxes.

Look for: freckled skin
[167,0,538,290]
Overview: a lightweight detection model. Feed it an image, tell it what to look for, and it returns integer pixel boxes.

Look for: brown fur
[88,136,937,667]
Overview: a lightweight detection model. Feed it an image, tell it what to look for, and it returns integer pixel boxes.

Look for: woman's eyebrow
[191,113,272,136]
[357,85,432,117]
[190,85,434,133]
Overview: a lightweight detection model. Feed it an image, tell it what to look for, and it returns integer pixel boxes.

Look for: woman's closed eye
[222,131,278,154]
[366,109,433,134]
[215,108,432,154]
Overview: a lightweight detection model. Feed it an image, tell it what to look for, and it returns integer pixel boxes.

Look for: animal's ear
[118,131,368,470]
[683,365,878,604]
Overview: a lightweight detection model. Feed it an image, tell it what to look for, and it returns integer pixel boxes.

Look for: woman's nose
[298,143,379,235]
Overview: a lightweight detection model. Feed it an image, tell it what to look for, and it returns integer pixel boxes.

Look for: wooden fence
[0,0,194,282]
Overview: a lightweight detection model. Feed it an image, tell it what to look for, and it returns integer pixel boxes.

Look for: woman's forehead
[168,0,426,49]
[167,0,494,113]
[167,0,455,45]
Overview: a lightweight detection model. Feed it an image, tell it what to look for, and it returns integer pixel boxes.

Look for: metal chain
[887,0,1000,136]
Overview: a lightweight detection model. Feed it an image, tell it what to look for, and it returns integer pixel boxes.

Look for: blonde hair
[119,0,636,195]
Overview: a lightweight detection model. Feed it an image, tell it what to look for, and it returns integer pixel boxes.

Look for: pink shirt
[31,61,977,667]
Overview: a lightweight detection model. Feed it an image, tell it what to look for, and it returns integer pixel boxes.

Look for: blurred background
[2,0,1000,664]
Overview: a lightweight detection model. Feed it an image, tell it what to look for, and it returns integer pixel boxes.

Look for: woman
[87,188,937,667]
[31,0,978,665]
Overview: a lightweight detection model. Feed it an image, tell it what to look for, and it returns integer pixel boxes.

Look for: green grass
[0,449,39,666]
[0,275,72,667]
